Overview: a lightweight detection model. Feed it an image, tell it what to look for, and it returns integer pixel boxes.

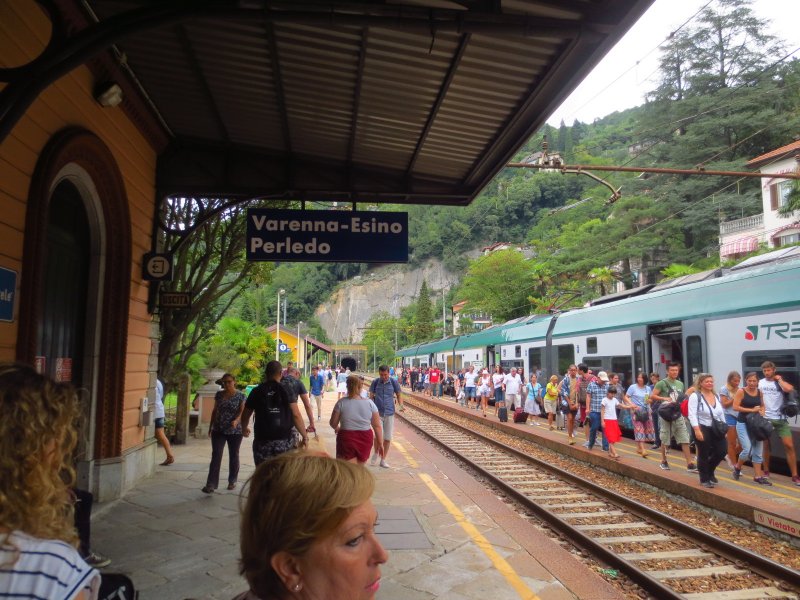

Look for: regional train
[397,248,800,464]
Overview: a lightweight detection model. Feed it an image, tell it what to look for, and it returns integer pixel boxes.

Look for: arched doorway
[18,129,132,491]
[341,357,357,371]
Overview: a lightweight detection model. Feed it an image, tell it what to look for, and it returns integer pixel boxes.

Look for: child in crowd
[601,385,634,459]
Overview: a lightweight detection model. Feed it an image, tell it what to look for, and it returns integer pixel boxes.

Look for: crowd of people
[396,360,799,488]
[2,355,796,599]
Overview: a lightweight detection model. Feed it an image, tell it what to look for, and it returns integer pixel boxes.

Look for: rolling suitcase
[498,406,508,422]
[556,410,566,430]
[513,407,528,423]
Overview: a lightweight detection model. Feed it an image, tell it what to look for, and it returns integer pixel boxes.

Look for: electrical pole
[442,288,446,339]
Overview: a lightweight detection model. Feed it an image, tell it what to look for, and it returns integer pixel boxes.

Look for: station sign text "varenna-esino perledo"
[246,209,408,263]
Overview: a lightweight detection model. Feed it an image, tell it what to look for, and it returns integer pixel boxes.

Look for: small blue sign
[279,343,289,352]
[247,209,408,263]
[0,266,17,322]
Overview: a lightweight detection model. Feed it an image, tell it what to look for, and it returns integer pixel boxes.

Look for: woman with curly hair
[0,363,101,600]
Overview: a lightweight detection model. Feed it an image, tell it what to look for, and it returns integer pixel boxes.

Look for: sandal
[160,456,174,466]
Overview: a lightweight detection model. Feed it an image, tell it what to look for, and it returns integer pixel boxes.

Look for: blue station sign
[246,209,408,263]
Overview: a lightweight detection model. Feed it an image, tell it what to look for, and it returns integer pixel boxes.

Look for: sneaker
[650,444,660,450]
[701,481,714,488]
[709,476,718,484]
[370,453,379,466]
[792,476,800,486]
[687,463,698,473]
[379,460,390,469]
[83,552,111,569]
[732,467,741,481]
[762,471,770,478]
[754,477,773,486]
[568,438,576,445]
[659,461,670,471]
[582,441,591,448]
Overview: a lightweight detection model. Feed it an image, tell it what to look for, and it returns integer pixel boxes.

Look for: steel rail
[394,393,800,595]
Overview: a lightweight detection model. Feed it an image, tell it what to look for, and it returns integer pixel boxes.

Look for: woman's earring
[294,583,302,592]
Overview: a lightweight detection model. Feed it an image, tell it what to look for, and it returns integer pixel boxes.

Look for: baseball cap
[597,371,610,382]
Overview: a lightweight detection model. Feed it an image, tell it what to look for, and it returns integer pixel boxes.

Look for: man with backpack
[242,361,308,465]
[759,361,799,485]
[650,362,696,473]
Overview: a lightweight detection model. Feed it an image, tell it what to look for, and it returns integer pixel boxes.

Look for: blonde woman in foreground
[234,451,388,600]
[0,363,101,600]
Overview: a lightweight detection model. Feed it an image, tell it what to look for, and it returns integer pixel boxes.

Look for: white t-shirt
[464,371,477,387]
[759,378,785,420]
[154,378,165,419]
[0,531,100,600]
[688,392,725,427]
[492,373,505,389]
[503,374,522,396]
[601,396,620,420]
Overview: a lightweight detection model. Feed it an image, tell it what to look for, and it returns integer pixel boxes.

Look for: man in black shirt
[242,360,307,465]
[282,367,315,435]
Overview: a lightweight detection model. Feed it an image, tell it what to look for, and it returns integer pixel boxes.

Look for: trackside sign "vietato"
[246,209,408,263]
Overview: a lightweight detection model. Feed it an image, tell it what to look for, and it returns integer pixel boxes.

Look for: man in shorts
[369,365,404,468]
[650,361,696,472]
[503,367,523,411]
[242,361,308,465]
[463,365,477,408]
[759,361,799,485]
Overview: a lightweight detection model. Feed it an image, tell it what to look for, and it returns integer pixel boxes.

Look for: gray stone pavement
[92,391,617,600]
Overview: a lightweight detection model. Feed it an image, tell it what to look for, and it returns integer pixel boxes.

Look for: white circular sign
[145,255,171,279]
[279,343,289,352]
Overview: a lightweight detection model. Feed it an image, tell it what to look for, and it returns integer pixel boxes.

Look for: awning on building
[720,237,759,258]
[770,222,800,239]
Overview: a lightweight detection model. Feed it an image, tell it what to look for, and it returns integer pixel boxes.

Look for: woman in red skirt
[330,375,385,464]
[601,385,634,459]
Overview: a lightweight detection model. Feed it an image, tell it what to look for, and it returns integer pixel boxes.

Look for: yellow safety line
[418,472,540,600]
[392,440,418,468]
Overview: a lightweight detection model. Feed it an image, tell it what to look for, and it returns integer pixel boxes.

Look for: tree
[157,198,274,389]
[413,280,435,342]
[201,317,275,384]
[458,250,534,322]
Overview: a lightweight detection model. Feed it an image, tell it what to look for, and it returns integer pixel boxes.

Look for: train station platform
[91,389,624,600]
[409,389,800,543]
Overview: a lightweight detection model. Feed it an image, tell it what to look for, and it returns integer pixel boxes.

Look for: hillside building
[718,140,800,260]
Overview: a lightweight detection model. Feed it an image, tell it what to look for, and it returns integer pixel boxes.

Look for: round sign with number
[279,343,289,352]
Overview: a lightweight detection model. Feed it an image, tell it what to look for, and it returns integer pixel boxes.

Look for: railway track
[396,398,800,600]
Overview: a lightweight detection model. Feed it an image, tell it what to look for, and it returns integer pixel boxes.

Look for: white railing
[720,213,763,235]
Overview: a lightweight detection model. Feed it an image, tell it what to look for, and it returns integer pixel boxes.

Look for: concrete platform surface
[92,390,623,600]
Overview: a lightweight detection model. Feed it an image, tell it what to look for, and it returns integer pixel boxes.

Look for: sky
[546,0,800,126]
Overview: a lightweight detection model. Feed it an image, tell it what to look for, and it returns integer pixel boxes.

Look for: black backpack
[252,381,293,441]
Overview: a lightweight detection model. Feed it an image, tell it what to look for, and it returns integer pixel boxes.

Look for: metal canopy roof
[76,0,653,205]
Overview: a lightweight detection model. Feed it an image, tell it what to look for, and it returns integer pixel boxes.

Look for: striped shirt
[0,531,100,600]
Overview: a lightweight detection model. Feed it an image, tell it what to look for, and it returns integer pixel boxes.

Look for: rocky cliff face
[315,259,461,343]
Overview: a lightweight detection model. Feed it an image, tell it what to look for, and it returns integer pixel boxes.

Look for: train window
[515,345,521,358]
[742,352,799,388]
[611,356,632,387]
[583,358,603,370]
[558,344,575,375]
[685,336,703,381]
[587,337,598,354]
[633,340,645,376]
[529,347,543,378]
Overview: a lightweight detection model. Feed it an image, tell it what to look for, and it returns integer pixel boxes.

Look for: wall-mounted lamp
[95,82,123,107]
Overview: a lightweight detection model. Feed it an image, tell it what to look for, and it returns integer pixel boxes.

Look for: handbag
[776,381,799,418]
[634,406,650,423]
[658,401,681,422]
[698,393,728,439]
[745,412,774,441]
